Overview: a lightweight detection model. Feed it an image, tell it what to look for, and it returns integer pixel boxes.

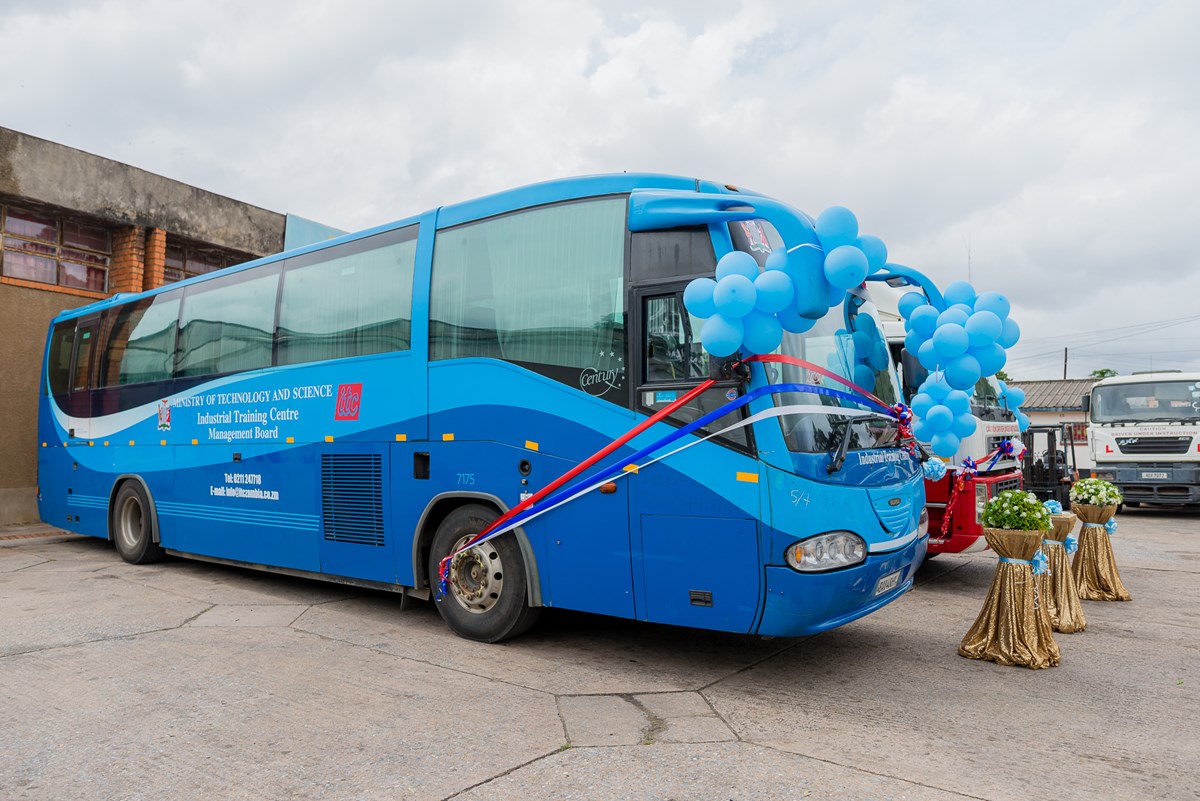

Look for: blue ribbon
[500,381,903,534]
[1105,518,1118,535]
[1065,535,1078,555]
[999,551,1049,576]
[1044,499,1063,514]
[923,460,947,481]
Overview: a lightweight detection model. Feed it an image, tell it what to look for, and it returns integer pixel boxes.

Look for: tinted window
[99,292,181,386]
[430,198,627,400]
[47,321,74,396]
[278,226,417,365]
[630,226,716,282]
[72,326,94,392]
[177,268,279,378]
[643,294,710,382]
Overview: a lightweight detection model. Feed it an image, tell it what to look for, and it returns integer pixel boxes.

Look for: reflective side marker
[525,440,539,451]
[286,436,295,444]
[129,440,135,446]
[160,440,167,446]
[325,436,334,443]
[88,441,94,447]
[41,442,46,448]
[396,434,407,442]
[623,464,639,474]
[191,439,198,445]
[103,441,109,447]
[442,433,454,442]
[736,472,759,483]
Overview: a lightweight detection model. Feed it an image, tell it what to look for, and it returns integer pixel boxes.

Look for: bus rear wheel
[111,481,165,565]
[429,504,540,642]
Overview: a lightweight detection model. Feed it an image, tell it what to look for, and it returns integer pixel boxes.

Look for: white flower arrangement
[980,490,1052,531]
[1069,478,1123,507]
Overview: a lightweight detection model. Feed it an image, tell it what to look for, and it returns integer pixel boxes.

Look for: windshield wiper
[827,418,855,474]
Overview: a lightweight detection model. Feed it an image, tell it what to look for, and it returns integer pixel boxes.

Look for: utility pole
[1063,347,1068,380]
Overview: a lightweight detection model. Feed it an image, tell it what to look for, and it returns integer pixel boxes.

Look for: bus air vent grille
[321,454,386,546]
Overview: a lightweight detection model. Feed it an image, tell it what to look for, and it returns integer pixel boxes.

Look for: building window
[164,243,234,283]
[0,206,110,291]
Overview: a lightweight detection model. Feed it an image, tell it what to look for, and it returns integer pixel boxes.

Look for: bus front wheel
[111,481,165,565]
[429,504,540,642]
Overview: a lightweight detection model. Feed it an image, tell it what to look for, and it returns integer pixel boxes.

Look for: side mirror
[1081,394,1091,413]
[900,349,927,395]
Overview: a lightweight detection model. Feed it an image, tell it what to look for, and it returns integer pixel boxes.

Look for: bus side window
[71,326,95,392]
[46,321,75,397]
[643,295,709,382]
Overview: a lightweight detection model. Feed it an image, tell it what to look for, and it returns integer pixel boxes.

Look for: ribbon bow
[922,459,948,481]
[959,457,978,478]
[1044,499,1063,514]
[1105,518,1118,535]
[1064,534,1078,555]
[1031,548,1050,576]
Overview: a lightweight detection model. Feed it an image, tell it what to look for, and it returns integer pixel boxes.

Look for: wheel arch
[412,491,543,607]
[107,474,161,544]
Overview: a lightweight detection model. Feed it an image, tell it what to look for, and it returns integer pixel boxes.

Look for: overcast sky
[3,0,1196,380]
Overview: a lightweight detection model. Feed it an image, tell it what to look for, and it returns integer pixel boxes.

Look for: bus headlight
[918,507,929,537]
[785,531,867,572]
[975,484,989,519]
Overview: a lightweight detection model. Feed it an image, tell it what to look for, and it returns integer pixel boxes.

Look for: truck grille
[1116,436,1191,455]
[993,476,1022,494]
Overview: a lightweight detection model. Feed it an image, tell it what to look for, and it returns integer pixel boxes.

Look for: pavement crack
[624,694,665,745]
[439,746,566,801]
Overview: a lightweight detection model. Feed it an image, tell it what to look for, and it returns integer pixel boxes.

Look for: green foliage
[980,489,1052,531]
[1089,368,1118,379]
[994,369,1011,381]
[1070,478,1123,506]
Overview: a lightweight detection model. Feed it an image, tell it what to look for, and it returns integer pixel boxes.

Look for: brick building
[0,127,339,524]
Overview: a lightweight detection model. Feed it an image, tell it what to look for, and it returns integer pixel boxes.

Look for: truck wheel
[111,481,165,564]
[429,504,540,642]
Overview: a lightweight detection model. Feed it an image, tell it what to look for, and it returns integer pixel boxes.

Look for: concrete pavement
[1,508,1196,800]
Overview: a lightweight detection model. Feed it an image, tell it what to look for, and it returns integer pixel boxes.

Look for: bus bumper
[756,534,927,637]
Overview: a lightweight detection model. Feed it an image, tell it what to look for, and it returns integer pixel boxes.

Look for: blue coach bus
[37,174,927,642]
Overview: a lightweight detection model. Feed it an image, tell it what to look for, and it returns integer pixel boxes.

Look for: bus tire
[429,504,540,642]
[111,481,165,565]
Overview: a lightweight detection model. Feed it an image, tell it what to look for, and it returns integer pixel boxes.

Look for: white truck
[1085,371,1200,506]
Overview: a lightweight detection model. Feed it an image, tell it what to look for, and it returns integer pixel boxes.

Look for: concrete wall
[0,128,285,256]
[0,284,94,523]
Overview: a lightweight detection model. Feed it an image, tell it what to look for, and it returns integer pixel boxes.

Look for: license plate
[874,570,901,596]
[1142,471,1168,480]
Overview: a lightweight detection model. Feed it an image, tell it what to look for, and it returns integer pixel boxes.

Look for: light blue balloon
[715,251,759,281]
[904,331,923,354]
[913,419,932,441]
[998,317,1021,348]
[753,270,794,313]
[790,245,828,319]
[932,324,970,359]
[764,249,789,272]
[778,306,816,334]
[851,330,872,357]
[740,310,784,355]
[712,274,756,319]
[700,314,744,358]
[997,379,1009,395]
[853,363,876,390]
[911,392,935,417]
[824,245,869,290]
[974,291,1011,320]
[943,281,977,308]
[856,234,888,274]
[944,389,971,417]
[815,206,859,250]
[869,341,889,371]
[944,353,982,390]
[951,413,977,438]
[949,303,975,318]
[917,339,940,371]
[1006,386,1027,407]
[826,280,845,307]
[965,310,1003,346]
[909,305,939,338]
[926,404,954,432]
[897,291,926,319]
[973,343,1007,376]
[1017,411,1031,432]
[937,308,970,328]
[683,277,717,319]
[931,431,962,458]
[923,371,951,400]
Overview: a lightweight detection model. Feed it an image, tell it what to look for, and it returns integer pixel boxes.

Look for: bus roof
[50,172,754,324]
[1091,371,1200,387]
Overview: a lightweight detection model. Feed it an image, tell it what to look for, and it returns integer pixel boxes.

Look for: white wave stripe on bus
[50,373,252,439]
[479,404,902,546]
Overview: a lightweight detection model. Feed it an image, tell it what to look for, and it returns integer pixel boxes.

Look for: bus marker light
[286,437,295,444]
[129,440,135,446]
[325,436,334,443]
[41,442,46,448]
[443,433,455,441]
[396,434,407,442]
[88,441,94,447]
[623,464,639,473]
[599,482,618,494]
[192,439,198,445]
[103,441,109,447]
[525,440,538,451]
[160,440,166,446]
[736,472,759,483]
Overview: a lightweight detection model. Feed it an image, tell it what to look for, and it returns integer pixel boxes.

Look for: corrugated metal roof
[1009,379,1098,411]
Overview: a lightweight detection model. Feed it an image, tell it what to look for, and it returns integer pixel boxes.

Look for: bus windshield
[771,293,901,453]
[1092,380,1200,423]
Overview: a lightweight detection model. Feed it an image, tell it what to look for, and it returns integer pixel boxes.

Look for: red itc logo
[335,383,362,421]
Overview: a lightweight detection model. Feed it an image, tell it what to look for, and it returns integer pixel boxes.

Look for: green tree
[1089,368,1118,379]
[994,369,1011,381]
